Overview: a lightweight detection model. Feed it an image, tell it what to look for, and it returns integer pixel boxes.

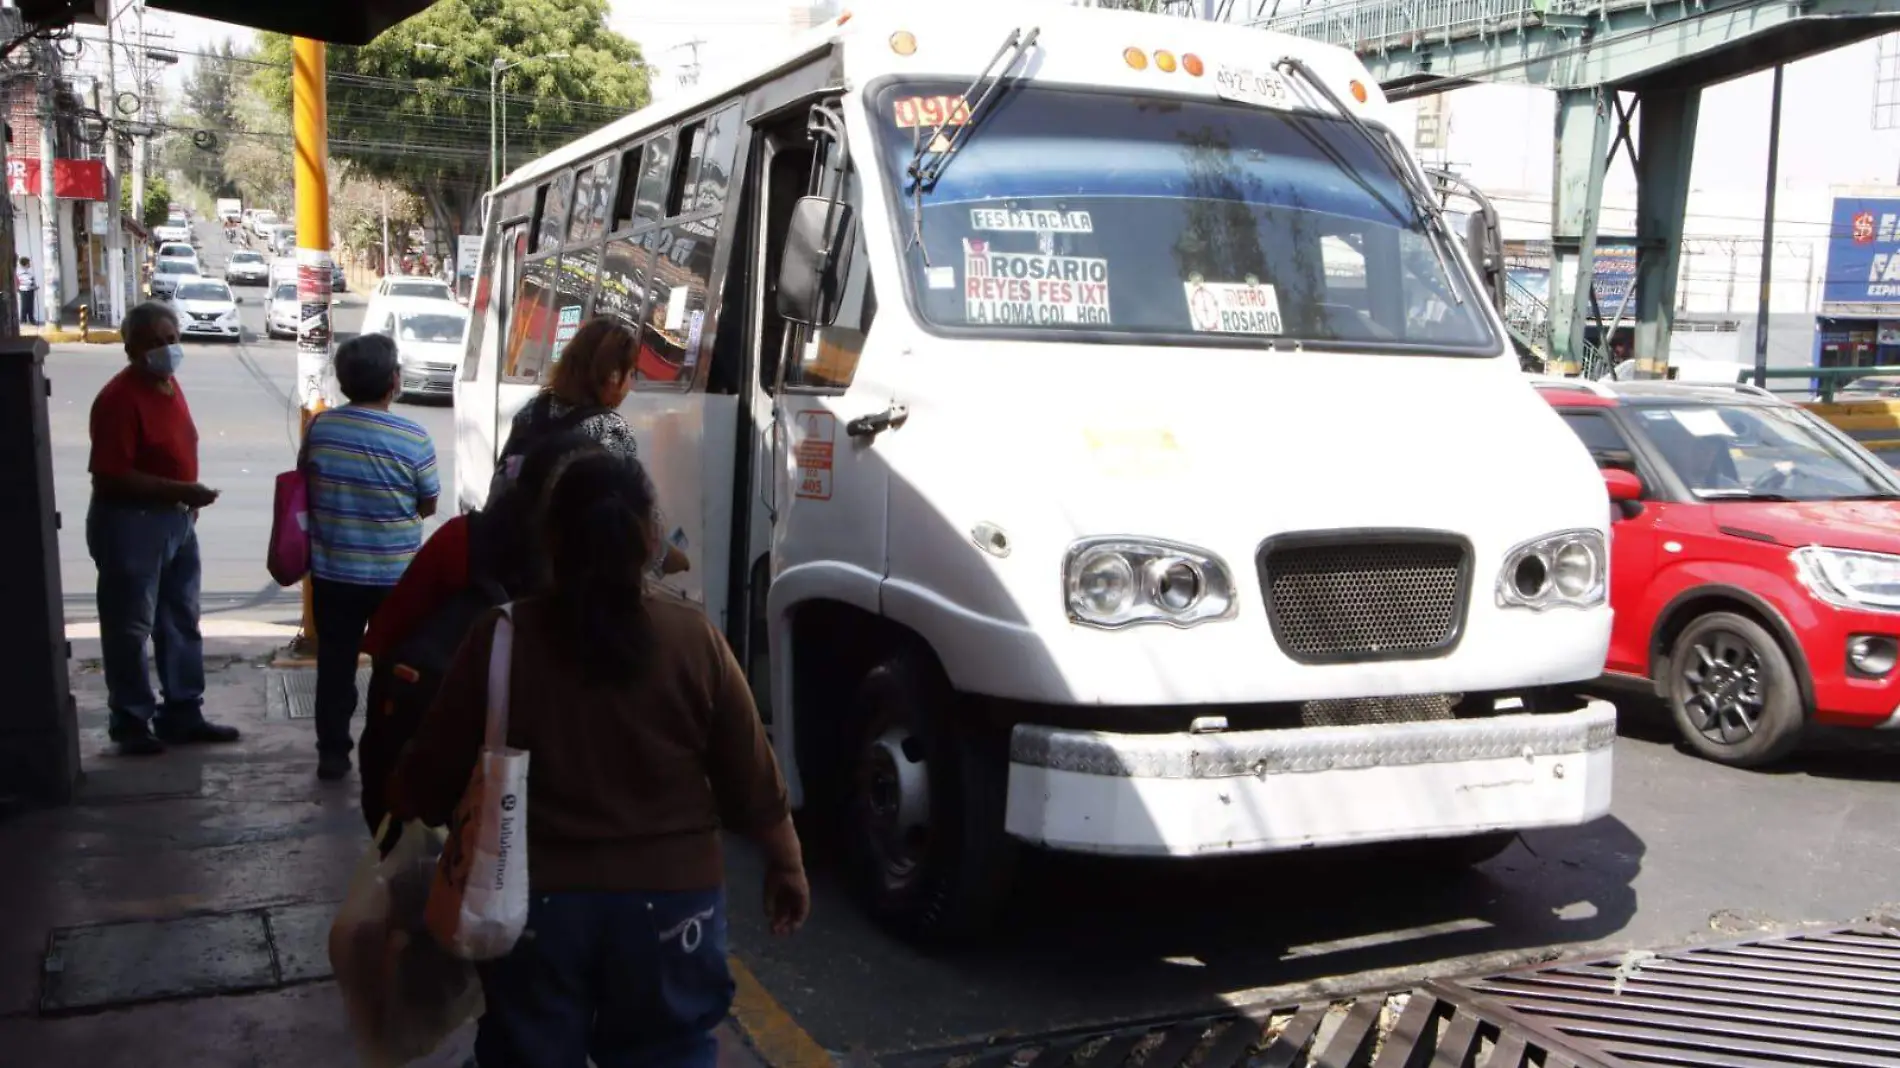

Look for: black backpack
[359,512,514,834]
[489,394,611,499]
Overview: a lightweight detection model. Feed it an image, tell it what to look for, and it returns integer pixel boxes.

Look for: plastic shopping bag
[329,819,482,1067]
[266,468,312,586]
[426,605,531,960]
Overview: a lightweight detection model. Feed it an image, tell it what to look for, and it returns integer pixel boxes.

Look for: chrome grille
[1300,693,1457,727]
[1261,537,1468,663]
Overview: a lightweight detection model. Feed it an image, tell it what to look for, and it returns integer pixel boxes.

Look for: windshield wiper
[904,26,1041,263]
[1274,57,1462,306]
[1695,490,1800,501]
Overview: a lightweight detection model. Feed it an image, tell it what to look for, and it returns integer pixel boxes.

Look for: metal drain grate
[1453,924,1900,1066]
[878,990,1572,1068]
[266,666,371,720]
[880,924,1900,1068]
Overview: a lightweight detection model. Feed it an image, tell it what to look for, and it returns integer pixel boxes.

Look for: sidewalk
[0,637,774,1067]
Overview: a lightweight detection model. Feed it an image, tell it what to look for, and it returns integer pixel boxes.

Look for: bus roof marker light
[1123,47,1148,71]
[1182,53,1204,77]
[890,30,917,56]
[1154,50,1177,73]
[1350,80,1369,103]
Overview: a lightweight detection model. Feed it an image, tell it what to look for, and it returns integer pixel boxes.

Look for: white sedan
[363,276,457,339]
[169,279,242,341]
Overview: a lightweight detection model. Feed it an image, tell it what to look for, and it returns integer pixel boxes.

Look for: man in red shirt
[87,301,240,755]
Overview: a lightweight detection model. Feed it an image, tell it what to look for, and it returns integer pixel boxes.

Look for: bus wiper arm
[1274,57,1463,305]
[905,26,1041,261]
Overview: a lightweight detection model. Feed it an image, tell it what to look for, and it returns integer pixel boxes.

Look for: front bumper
[181,318,240,338]
[1004,700,1616,856]
[1796,604,1900,730]
[400,367,454,395]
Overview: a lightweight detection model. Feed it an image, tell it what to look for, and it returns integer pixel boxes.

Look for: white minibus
[454,6,1620,941]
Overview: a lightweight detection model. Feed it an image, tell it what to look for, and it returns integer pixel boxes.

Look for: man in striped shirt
[305,333,440,781]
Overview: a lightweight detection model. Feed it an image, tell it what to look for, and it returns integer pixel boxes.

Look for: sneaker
[317,753,353,781]
[111,722,166,757]
[154,719,241,745]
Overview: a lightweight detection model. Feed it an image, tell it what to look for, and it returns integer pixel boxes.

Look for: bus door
[455,219,526,511]
[733,98,882,708]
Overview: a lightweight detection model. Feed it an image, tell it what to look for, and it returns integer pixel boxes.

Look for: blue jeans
[85,501,205,733]
[475,888,733,1068]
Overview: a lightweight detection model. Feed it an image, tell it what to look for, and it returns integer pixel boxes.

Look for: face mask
[142,343,184,378]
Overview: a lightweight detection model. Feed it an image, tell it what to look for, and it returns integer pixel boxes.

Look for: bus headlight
[1064,537,1236,628]
[1497,530,1606,610]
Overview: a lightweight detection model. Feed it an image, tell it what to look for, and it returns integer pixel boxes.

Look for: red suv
[1537,378,1900,766]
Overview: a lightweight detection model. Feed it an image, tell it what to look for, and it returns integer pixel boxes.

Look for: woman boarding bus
[453,7,1621,942]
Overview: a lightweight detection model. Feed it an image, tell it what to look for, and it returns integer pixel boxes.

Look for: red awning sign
[6,159,108,200]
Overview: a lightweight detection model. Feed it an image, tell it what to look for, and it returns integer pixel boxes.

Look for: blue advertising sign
[1590,244,1637,309]
[1823,196,1900,306]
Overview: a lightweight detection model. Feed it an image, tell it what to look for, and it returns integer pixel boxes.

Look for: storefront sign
[5,159,107,200]
[1824,195,1900,308]
[457,234,482,279]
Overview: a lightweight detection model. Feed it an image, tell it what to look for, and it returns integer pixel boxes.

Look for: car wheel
[1666,611,1805,767]
[845,652,1017,944]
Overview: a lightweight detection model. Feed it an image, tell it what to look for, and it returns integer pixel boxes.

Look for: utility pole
[103,0,124,327]
[1752,63,1784,389]
[380,186,388,275]
[286,36,333,660]
[0,66,18,341]
[37,41,61,330]
[129,1,145,300]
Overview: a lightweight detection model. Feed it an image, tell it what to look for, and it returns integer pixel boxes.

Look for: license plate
[1214,66,1291,110]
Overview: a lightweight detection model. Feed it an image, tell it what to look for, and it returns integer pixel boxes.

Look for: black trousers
[312,578,389,758]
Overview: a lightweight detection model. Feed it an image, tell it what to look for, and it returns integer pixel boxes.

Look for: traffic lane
[47,292,461,626]
[724,700,1900,1055]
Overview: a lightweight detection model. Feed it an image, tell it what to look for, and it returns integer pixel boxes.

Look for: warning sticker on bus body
[963,239,1110,326]
[1184,281,1283,334]
[970,208,1094,234]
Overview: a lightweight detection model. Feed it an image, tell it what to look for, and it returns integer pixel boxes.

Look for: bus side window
[504,254,558,382]
[636,104,741,389]
[461,223,516,384]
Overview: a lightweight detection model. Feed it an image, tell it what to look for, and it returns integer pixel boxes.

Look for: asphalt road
[51,221,456,625]
[42,224,1900,1061]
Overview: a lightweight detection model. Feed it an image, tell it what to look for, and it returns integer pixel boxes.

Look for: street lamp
[416,44,567,190]
[492,53,566,187]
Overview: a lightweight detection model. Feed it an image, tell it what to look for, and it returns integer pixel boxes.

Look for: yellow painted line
[34,328,122,344]
[1860,439,1900,452]
[729,954,832,1068]
[1806,400,1900,417]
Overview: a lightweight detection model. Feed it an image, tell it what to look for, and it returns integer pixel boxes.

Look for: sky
[146,1,1900,209]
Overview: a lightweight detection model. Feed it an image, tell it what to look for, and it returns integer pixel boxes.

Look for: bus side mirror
[777,196,855,328]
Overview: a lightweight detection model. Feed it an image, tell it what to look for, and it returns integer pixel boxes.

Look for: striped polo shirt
[306,406,441,586]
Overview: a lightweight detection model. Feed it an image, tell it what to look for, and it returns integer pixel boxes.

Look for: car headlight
[1792,546,1900,612]
[1064,537,1236,628]
[1497,529,1606,610]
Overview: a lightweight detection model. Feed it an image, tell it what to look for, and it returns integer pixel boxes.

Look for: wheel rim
[857,724,932,891]
[1680,629,1767,746]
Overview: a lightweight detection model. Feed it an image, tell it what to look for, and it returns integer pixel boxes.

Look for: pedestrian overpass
[1193,0,1900,375]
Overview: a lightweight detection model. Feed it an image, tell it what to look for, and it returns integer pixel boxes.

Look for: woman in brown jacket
[391,452,808,1068]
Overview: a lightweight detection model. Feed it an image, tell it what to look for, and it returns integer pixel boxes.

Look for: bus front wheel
[845,652,1016,944]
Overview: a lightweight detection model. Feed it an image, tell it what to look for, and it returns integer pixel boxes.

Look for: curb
[33,328,121,344]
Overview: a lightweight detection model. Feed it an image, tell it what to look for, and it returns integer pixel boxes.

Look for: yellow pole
[286,37,333,663]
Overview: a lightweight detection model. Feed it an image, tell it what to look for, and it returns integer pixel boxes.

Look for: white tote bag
[426,605,531,961]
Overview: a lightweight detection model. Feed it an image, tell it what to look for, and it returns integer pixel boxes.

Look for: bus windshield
[871,81,1497,353]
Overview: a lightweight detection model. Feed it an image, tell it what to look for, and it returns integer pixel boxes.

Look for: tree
[220,92,296,214]
[253,0,648,245]
[164,37,248,195]
[120,173,172,230]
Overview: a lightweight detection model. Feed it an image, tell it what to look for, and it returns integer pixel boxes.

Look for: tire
[1666,611,1804,767]
[844,652,1017,944]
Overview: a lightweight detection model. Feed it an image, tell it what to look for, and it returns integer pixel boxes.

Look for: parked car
[363,275,456,336]
[376,305,467,401]
[153,215,191,245]
[249,210,280,241]
[148,257,200,299]
[1536,377,1900,767]
[1838,375,1900,400]
[265,280,300,340]
[331,261,348,293]
[269,225,297,257]
[224,250,270,286]
[169,279,241,342]
[155,242,200,273]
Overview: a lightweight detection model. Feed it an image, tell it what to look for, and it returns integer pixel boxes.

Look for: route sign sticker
[963,239,1110,326]
[893,95,971,129]
[555,304,582,346]
[970,208,1094,234]
[794,410,835,501]
[1184,281,1283,334]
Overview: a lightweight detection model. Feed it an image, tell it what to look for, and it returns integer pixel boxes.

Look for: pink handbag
[267,468,312,587]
